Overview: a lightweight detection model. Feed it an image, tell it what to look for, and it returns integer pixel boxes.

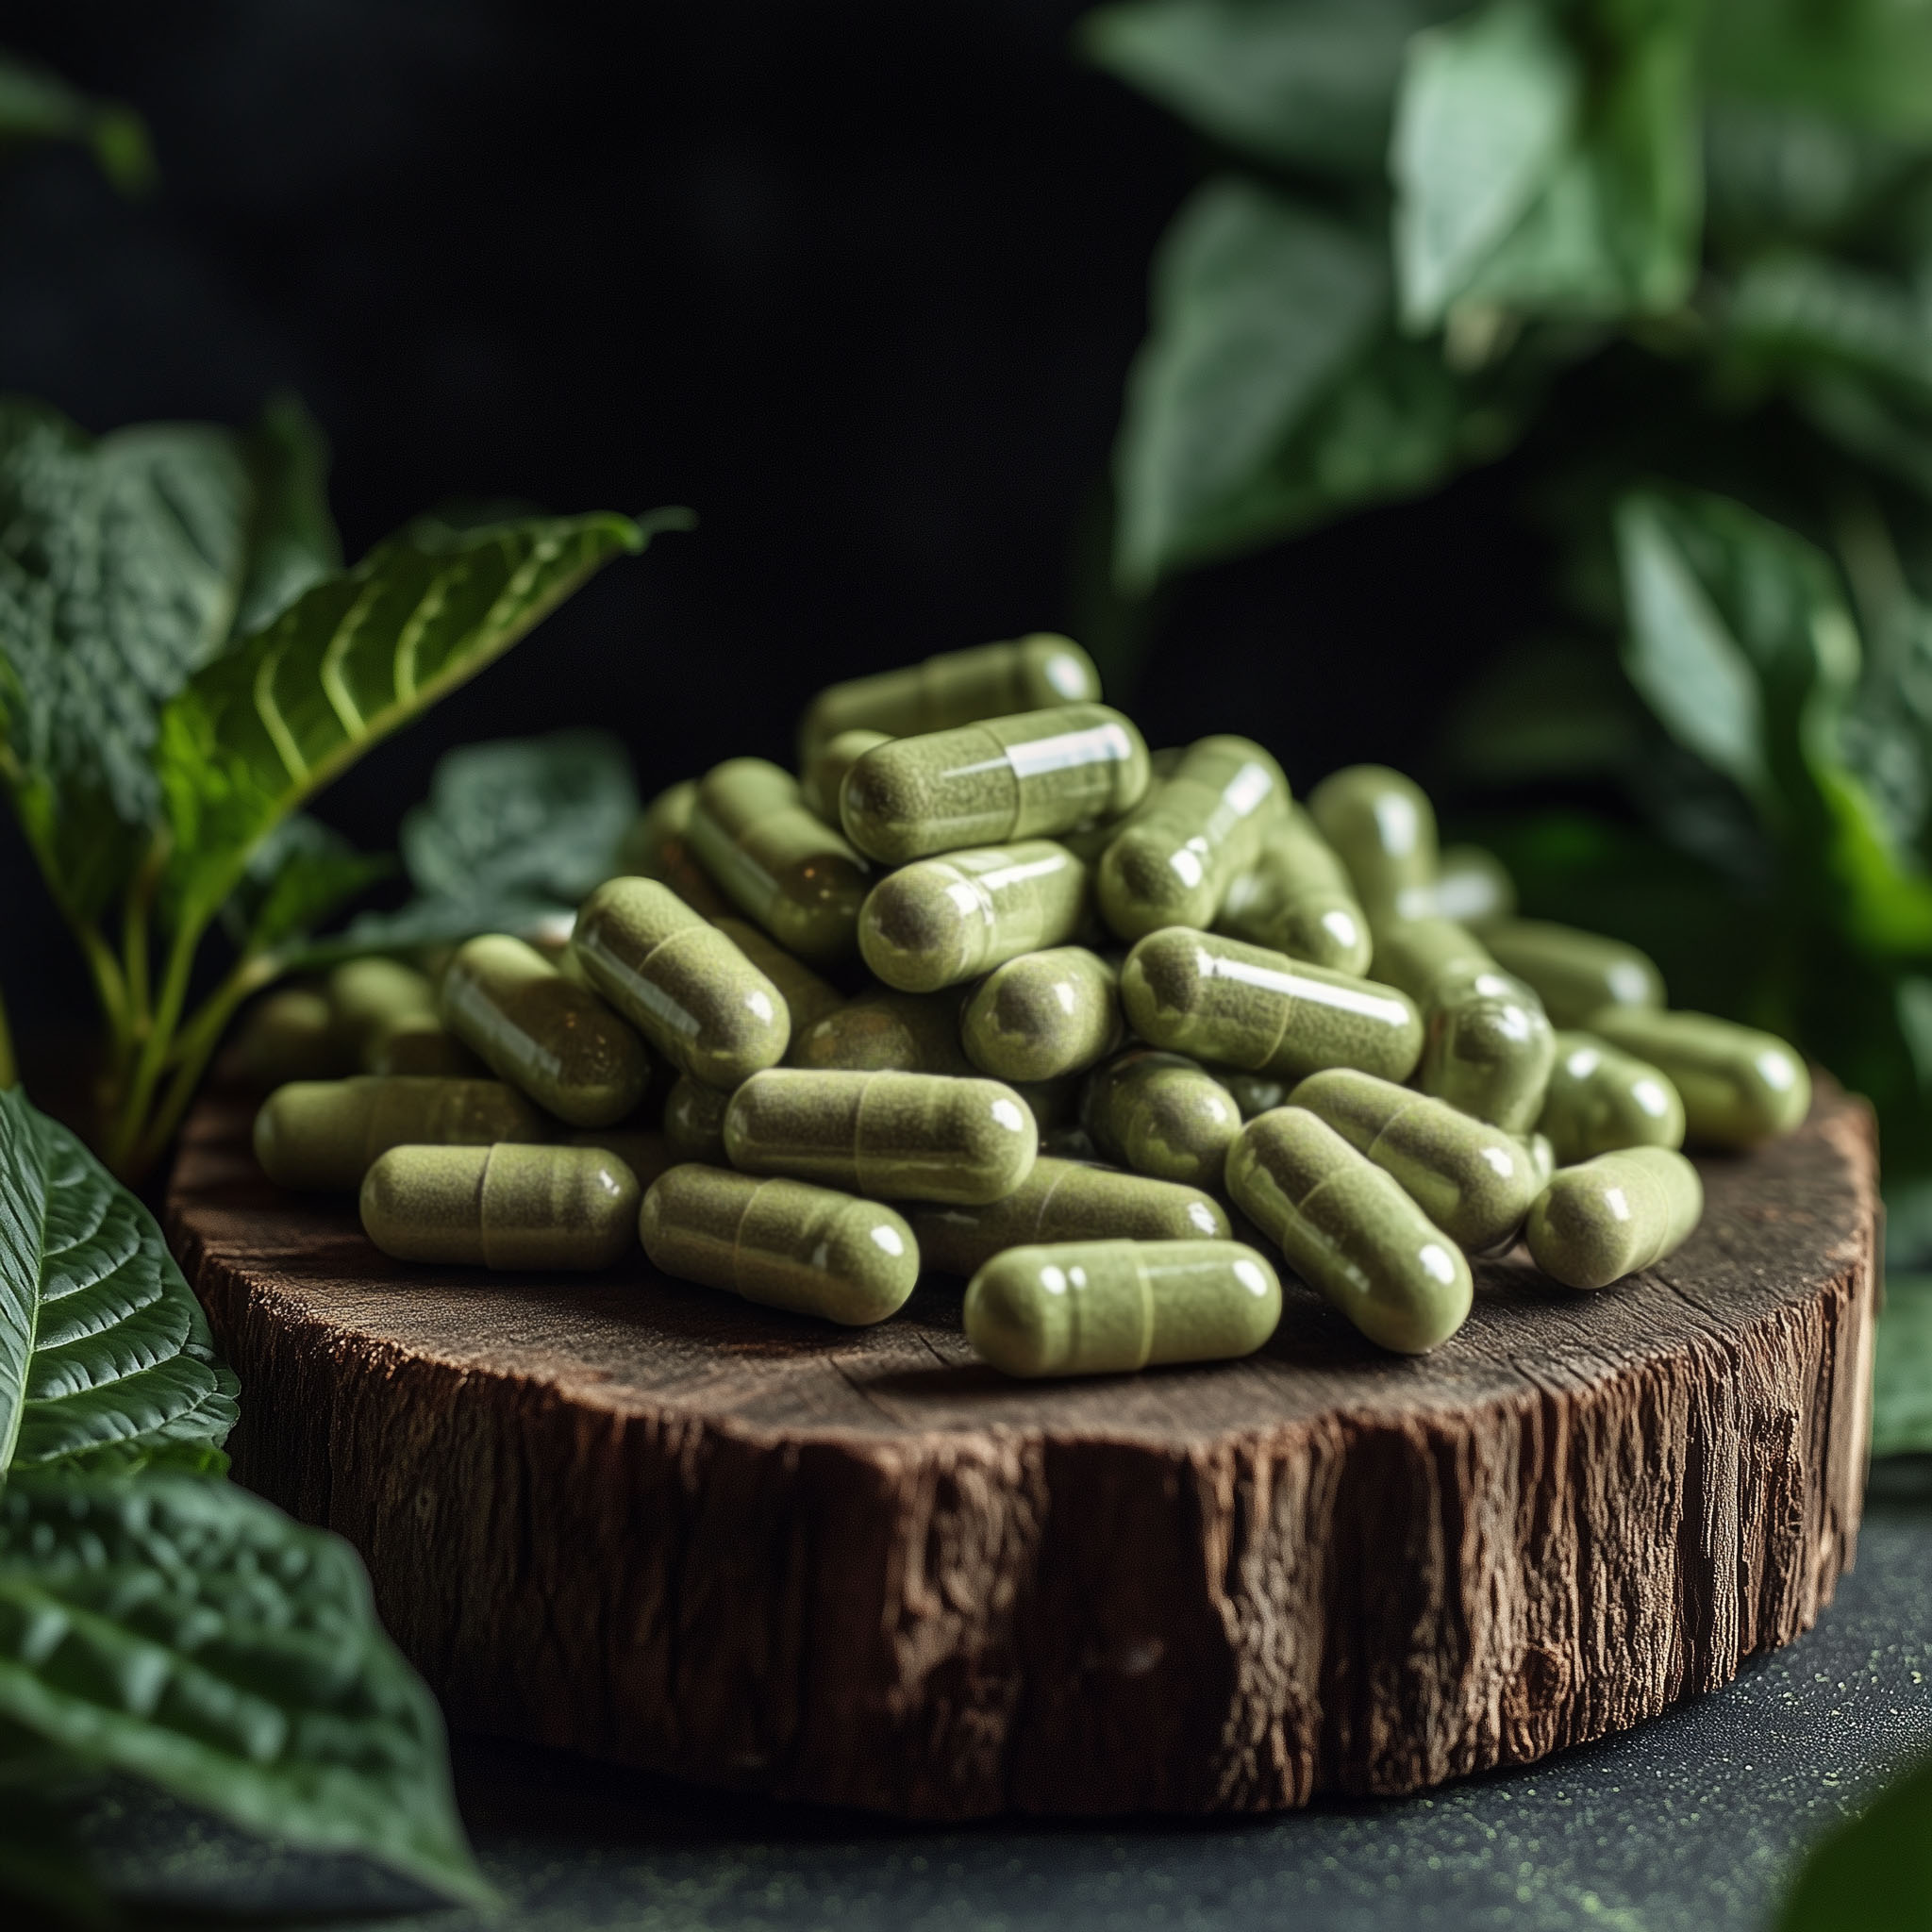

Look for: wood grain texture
[167,1080,1878,1819]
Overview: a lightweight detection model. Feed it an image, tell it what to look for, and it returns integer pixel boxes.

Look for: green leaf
[0,1085,238,1476]
[232,395,341,641]
[219,815,391,959]
[0,49,155,196]
[1113,178,1387,590]
[0,1471,493,1909]
[1439,639,1647,785]
[1391,0,1581,330]
[1775,1749,1932,1929]
[1703,98,1921,250]
[155,508,683,938]
[1707,0,1932,142]
[1077,0,1436,176]
[1720,252,1932,413]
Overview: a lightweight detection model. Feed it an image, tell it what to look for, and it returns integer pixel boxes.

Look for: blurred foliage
[1777,1747,1932,1931]
[0,46,154,195]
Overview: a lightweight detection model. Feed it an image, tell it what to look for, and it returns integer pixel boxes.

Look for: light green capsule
[797,632,1101,764]
[616,779,733,918]
[1371,918,1556,1133]
[1289,1067,1540,1253]
[841,704,1149,864]
[229,985,346,1085]
[724,1068,1037,1204]
[1306,765,1440,926]
[663,1074,733,1163]
[1095,736,1288,940]
[567,1126,675,1191]
[1522,1131,1556,1191]
[1539,1031,1686,1165]
[1208,1068,1291,1120]
[1585,1007,1809,1148]
[254,1075,553,1191]
[1482,919,1666,1028]
[641,1165,918,1325]
[859,840,1091,992]
[1525,1146,1704,1290]
[905,1156,1229,1275]
[1120,928,1423,1083]
[788,988,975,1076]
[1216,805,1373,976]
[1080,1049,1242,1191]
[688,757,873,963]
[960,947,1122,1082]
[802,727,891,824]
[1227,1108,1473,1354]
[360,1143,639,1270]
[327,958,442,1071]
[711,917,844,1036]
[441,933,652,1128]
[965,1240,1280,1378]
[1396,844,1516,926]
[572,878,790,1089]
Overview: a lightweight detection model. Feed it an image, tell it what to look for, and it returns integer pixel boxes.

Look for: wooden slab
[166,1081,1878,1820]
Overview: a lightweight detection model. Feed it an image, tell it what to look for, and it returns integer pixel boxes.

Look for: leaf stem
[134,951,278,1175]
[121,835,168,1037]
[106,914,202,1176]
[0,981,16,1091]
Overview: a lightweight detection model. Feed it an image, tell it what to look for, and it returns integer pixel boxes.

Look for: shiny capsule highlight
[960,947,1122,1082]
[1539,1031,1686,1165]
[1080,1049,1242,1191]
[1525,1146,1704,1291]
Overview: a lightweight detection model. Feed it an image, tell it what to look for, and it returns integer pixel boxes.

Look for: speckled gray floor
[71,1471,1932,1932]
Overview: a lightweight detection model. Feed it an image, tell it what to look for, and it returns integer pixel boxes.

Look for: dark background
[0,0,1540,1032]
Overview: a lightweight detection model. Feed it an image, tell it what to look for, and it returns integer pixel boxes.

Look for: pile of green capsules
[240,633,1812,1377]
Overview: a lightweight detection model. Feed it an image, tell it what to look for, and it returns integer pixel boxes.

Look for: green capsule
[360,1143,639,1270]
[688,757,873,964]
[965,1240,1280,1378]
[663,1073,733,1162]
[229,985,346,1085]
[788,988,975,1076]
[859,840,1091,992]
[802,727,891,824]
[567,1126,675,1191]
[1226,1108,1473,1354]
[327,958,442,1071]
[1216,805,1373,976]
[841,704,1149,864]
[441,933,652,1128]
[1525,1146,1704,1291]
[1539,1031,1686,1165]
[798,632,1101,764]
[1482,919,1665,1029]
[1522,1131,1556,1191]
[572,878,790,1089]
[960,947,1122,1082]
[1397,844,1516,926]
[367,1016,486,1078]
[1584,1007,1809,1148]
[711,917,844,1035]
[1371,918,1556,1133]
[641,1165,918,1325]
[1120,928,1423,1083]
[1289,1067,1540,1253]
[723,1068,1037,1204]
[254,1075,552,1191]
[616,779,733,919]
[906,1156,1230,1275]
[1208,1068,1291,1120]
[1080,1049,1242,1190]
[1306,765,1439,925]
[1095,736,1288,941]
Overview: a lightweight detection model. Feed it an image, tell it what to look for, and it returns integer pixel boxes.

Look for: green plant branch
[133,952,280,1175]
[120,836,168,1038]
[104,914,204,1176]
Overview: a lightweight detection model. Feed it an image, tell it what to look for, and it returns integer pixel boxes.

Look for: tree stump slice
[167,1080,1877,1820]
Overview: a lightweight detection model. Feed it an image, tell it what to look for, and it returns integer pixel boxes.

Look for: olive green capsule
[1120,928,1423,1084]
[841,704,1149,864]
[960,947,1122,1082]
[1289,1067,1539,1253]
[1305,765,1440,925]
[1525,1146,1704,1291]
[723,1068,1037,1204]
[229,985,346,1085]
[663,1073,733,1162]
[1080,1049,1242,1191]
[641,1165,918,1324]
[1482,919,1666,1029]
[360,1143,639,1270]
[1217,806,1373,976]
[906,1156,1230,1275]
[327,958,442,1071]
[367,1016,486,1078]
[572,878,790,1089]
[1396,844,1516,926]
[567,1125,675,1191]
[616,779,733,919]
[1522,1131,1556,1191]
[441,933,652,1128]
[1208,1068,1291,1120]
[802,728,891,824]
[788,988,976,1076]
[688,757,872,964]
[1226,1108,1473,1355]
[1539,1031,1686,1165]
[1585,1008,1809,1148]
[859,840,1091,992]
[711,917,844,1035]
[798,632,1101,764]
[254,1075,552,1191]
[965,1240,1280,1378]
[1096,736,1288,940]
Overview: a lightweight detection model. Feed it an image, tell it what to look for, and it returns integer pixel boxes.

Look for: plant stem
[131,952,277,1175]
[106,916,201,1177]
[0,982,16,1091]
